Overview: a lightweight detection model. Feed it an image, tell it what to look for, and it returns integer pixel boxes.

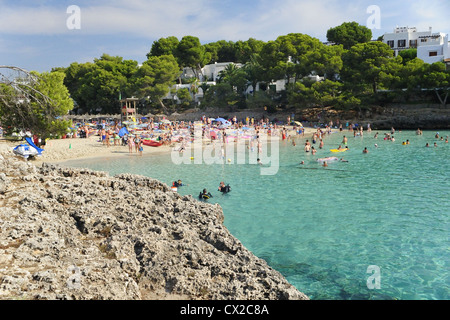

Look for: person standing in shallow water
[128,135,134,153]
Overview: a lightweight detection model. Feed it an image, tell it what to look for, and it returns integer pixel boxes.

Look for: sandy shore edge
[0,127,324,165]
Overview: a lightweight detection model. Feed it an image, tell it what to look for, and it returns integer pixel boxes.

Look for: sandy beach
[0,127,324,164]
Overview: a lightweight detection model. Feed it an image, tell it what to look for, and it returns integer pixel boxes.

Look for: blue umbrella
[215,118,227,123]
[118,127,129,137]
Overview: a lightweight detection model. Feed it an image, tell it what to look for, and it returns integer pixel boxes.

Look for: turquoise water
[62,130,450,300]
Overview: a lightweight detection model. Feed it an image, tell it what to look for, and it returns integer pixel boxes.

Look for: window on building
[398,40,406,48]
[409,40,418,48]
[421,38,427,43]
[429,51,438,57]
[387,40,394,48]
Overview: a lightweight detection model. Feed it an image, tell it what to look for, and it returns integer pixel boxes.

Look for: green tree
[175,36,211,79]
[0,68,73,139]
[287,79,343,111]
[202,83,239,110]
[218,64,248,98]
[326,22,372,50]
[243,54,265,97]
[204,40,236,63]
[147,36,180,58]
[399,48,418,65]
[134,55,181,113]
[341,41,401,94]
[175,87,192,109]
[420,62,450,106]
[234,38,265,64]
[61,55,139,114]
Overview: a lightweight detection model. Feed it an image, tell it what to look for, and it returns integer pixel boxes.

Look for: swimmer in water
[363,147,369,153]
[199,189,213,200]
[322,161,328,167]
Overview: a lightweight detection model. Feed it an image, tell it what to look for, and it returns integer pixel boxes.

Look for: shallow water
[62,130,450,300]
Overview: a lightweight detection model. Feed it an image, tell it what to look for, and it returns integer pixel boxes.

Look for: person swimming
[173,180,187,188]
[199,189,213,200]
[218,181,231,193]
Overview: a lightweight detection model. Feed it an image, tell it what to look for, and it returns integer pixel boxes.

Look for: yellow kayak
[330,149,348,153]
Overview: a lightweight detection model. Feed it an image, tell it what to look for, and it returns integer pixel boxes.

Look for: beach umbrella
[293,121,303,127]
[215,118,227,123]
[118,127,129,137]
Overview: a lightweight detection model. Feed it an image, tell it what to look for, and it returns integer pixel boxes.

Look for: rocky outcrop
[0,153,308,300]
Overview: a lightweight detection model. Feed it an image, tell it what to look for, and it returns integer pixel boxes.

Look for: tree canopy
[0,67,73,138]
[326,21,372,49]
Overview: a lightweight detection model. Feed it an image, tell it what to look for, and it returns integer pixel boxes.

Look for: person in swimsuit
[128,135,135,153]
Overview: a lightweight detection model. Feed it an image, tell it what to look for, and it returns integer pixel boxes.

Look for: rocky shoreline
[0,153,308,300]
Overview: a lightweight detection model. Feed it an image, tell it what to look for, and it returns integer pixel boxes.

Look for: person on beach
[128,135,134,153]
[101,129,106,145]
[138,140,143,156]
[105,131,111,148]
[134,135,141,153]
[114,133,120,146]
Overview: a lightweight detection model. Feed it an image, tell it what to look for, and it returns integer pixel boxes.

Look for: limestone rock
[0,155,308,300]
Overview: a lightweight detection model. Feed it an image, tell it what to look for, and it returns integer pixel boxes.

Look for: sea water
[62,130,449,300]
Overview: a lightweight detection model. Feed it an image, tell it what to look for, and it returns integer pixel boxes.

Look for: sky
[0,0,449,72]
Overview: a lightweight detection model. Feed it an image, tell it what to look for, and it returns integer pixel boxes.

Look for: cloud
[0,0,377,41]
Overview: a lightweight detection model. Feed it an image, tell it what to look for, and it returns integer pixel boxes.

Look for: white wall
[417,34,449,64]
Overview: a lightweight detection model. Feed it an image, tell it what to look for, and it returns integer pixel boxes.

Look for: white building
[168,61,326,103]
[181,62,243,82]
[382,26,450,64]
[417,33,449,64]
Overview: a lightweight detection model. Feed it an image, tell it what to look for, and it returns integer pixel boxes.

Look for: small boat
[142,139,163,147]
